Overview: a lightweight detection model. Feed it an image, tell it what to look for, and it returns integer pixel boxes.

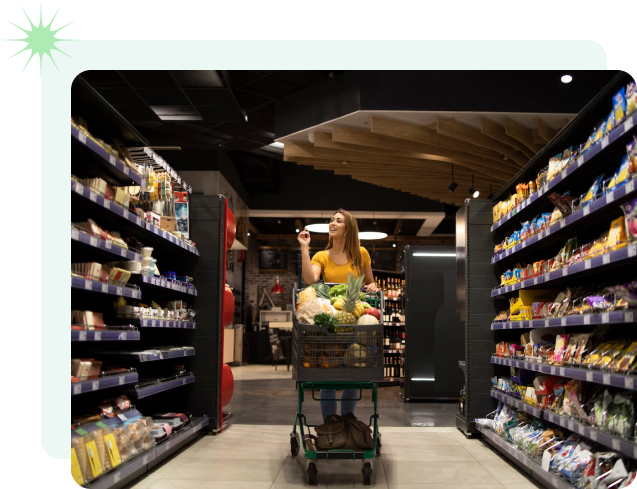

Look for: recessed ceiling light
[392,243,397,248]
[247,232,251,236]
[295,228,299,233]
[150,106,202,121]
[358,232,388,240]
[269,142,284,149]
[561,75,573,84]
[306,223,330,233]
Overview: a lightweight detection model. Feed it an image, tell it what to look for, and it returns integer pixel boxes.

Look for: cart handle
[311,387,364,402]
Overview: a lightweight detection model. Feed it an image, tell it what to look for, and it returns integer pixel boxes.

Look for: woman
[298,209,380,421]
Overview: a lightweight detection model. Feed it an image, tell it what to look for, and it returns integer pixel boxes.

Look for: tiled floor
[128,365,543,489]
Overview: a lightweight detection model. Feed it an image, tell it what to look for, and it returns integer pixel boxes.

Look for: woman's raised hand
[297,228,311,248]
[365,282,380,293]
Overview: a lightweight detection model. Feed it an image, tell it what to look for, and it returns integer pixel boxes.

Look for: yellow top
[311,247,371,283]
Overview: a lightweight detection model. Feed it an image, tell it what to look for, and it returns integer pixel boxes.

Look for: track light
[468,175,480,198]
[448,164,458,192]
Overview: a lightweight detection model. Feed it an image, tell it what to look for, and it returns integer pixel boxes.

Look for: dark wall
[248,161,450,213]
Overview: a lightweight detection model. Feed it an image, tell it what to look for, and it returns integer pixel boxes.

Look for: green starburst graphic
[5,4,74,74]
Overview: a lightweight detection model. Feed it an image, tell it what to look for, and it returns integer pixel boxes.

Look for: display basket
[291,286,384,382]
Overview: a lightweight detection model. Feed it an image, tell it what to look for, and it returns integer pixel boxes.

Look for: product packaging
[621,198,637,241]
[614,86,627,123]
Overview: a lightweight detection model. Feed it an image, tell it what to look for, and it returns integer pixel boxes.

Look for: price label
[79,331,87,341]
[505,249,510,256]
[578,425,585,435]
[568,420,574,430]
[559,368,565,377]
[118,414,127,421]
[625,377,634,389]
[626,179,635,194]
[583,205,590,216]
[561,318,567,326]
[89,237,98,247]
[524,362,529,369]
[183,350,188,356]
[123,209,129,219]
[123,166,130,175]
[143,455,149,465]
[114,472,121,484]
[73,384,81,395]
[145,222,151,230]
[545,319,550,327]
[104,200,111,209]
[102,283,109,293]
[121,332,128,341]
[152,320,156,327]
[563,266,568,276]
[522,241,527,248]
[578,156,584,167]
[78,132,87,144]
[584,315,591,325]
[116,287,123,296]
[534,277,538,285]
[628,244,637,258]
[84,279,92,290]
[586,371,594,382]
[603,374,611,385]
[551,367,556,375]
[590,430,597,441]
[602,312,610,323]
[626,311,634,323]
[165,441,171,450]
[562,169,568,180]
[105,241,112,249]
[119,375,126,385]
[624,117,634,133]
[71,228,79,240]
[612,439,621,450]
[602,135,609,149]
[607,191,615,203]
[183,378,187,385]
[94,331,101,341]
[546,227,551,236]
[92,381,99,391]
[90,191,97,202]
[538,231,544,240]
[521,281,526,288]
[585,260,592,269]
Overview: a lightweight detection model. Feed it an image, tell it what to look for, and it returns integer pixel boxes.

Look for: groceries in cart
[296,273,381,326]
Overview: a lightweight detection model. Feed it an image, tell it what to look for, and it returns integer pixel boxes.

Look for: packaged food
[621,197,637,241]
[608,156,631,191]
[548,192,573,218]
[604,111,615,135]
[593,120,605,143]
[627,81,636,116]
[548,153,563,181]
[600,343,628,371]
[608,394,635,439]
[614,86,627,123]
[627,139,637,175]
[582,175,604,206]
[608,216,627,249]
[573,334,591,365]
[554,335,569,365]
[562,336,579,365]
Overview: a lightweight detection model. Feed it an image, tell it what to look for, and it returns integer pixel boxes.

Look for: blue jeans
[320,389,359,420]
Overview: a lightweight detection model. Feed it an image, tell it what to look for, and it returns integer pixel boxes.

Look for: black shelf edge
[131,275,197,297]
[492,179,637,264]
[133,374,195,399]
[491,110,637,232]
[72,372,138,395]
[492,309,636,330]
[492,356,637,391]
[491,243,637,297]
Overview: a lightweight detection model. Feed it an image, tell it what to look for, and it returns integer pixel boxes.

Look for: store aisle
[125,366,541,488]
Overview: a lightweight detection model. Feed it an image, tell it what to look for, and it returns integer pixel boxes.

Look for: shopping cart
[289,287,384,485]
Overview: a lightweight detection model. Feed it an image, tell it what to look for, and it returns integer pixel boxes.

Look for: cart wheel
[376,434,382,456]
[291,436,299,457]
[308,462,318,485]
[362,463,372,485]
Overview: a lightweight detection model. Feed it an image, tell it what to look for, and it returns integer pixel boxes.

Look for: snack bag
[548,153,563,181]
[604,111,615,135]
[607,216,627,249]
[582,175,604,206]
[627,81,636,116]
[621,197,637,241]
[614,86,627,123]
[616,342,637,373]
[554,335,570,365]
[593,120,605,143]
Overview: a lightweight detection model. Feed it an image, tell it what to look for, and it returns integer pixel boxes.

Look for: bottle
[402,332,406,350]
[390,278,396,298]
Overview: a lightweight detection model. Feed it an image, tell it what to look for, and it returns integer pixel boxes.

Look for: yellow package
[71,447,85,486]
[608,217,627,250]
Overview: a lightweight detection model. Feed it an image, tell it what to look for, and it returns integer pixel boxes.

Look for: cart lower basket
[290,381,381,486]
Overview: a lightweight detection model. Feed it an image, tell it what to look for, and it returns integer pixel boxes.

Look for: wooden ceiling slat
[437,117,527,168]
[481,118,536,159]
[504,117,545,153]
[538,118,559,143]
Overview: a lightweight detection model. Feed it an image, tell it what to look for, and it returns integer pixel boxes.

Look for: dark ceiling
[79,70,338,152]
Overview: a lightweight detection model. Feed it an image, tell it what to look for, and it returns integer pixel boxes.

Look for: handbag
[313,413,374,451]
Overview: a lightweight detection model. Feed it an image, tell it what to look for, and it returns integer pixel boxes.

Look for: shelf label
[183,378,187,385]
[101,283,109,293]
[568,420,574,430]
[534,278,538,285]
[152,320,156,327]
[629,244,637,258]
[545,319,550,327]
[114,472,121,484]
[627,180,635,194]
[624,117,634,133]
[123,166,130,175]
[584,315,591,325]
[123,209,129,219]
[90,192,97,202]
[625,377,634,389]
[92,381,99,391]
[104,200,110,209]
[586,371,594,382]
[73,384,81,395]
[560,220,566,229]
[521,281,526,289]
[72,229,79,240]
[561,318,567,326]
[585,260,592,269]
[562,170,568,180]
[79,331,87,341]
[578,424,585,435]
[626,311,634,323]
[121,332,128,340]
[116,287,123,296]
[607,191,615,203]
[89,237,98,247]
[563,266,568,276]
[551,367,556,375]
[603,374,611,385]
[538,231,544,240]
[105,241,112,250]
[78,132,87,144]
[590,430,597,441]
[85,280,92,291]
[522,241,527,248]
[602,135,609,149]
[578,156,584,167]
[117,414,127,421]
[165,441,171,450]
[612,439,620,450]
[143,455,149,465]
[94,331,101,341]
[119,376,126,385]
[584,206,590,216]
[602,312,610,323]
[524,362,529,369]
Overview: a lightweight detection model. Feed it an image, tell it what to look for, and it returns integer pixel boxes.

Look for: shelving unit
[459,72,637,483]
[70,79,226,489]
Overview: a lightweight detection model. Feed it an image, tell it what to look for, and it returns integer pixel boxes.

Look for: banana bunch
[332,299,367,318]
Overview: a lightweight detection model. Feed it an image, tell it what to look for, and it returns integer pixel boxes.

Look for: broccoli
[329,284,347,298]
[314,313,338,333]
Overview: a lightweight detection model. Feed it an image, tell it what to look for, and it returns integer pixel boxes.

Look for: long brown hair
[326,208,364,277]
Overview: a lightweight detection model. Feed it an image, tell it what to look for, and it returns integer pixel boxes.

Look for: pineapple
[335,273,364,325]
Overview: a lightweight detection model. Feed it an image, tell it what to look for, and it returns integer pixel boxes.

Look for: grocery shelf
[491,112,637,232]
[384,297,402,302]
[384,349,404,354]
[492,179,637,264]
[71,275,141,299]
[137,318,196,329]
[133,374,195,399]
[72,228,142,262]
[71,179,199,256]
[384,322,405,327]
[492,310,636,330]
[71,330,140,341]
[131,274,197,297]
[71,372,138,395]
[134,349,195,362]
[85,415,208,489]
[491,243,637,297]
[490,389,542,417]
[71,123,143,187]
[127,146,192,193]
[492,356,637,391]
[476,424,574,489]
[544,411,637,460]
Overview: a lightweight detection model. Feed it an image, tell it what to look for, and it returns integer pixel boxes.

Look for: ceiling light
[392,243,397,248]
[295,228,299,233]
[358,232,388,240]
[269,142,284,149]
[247,232,251,236]
[277,219,281,224]
[468,175,479,198]
[305,223,330,233]
[150,106,202,121]
[561,74,573,84]
[448,164,458,192]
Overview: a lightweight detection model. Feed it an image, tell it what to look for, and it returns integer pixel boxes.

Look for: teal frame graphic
[35,40,607,459]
